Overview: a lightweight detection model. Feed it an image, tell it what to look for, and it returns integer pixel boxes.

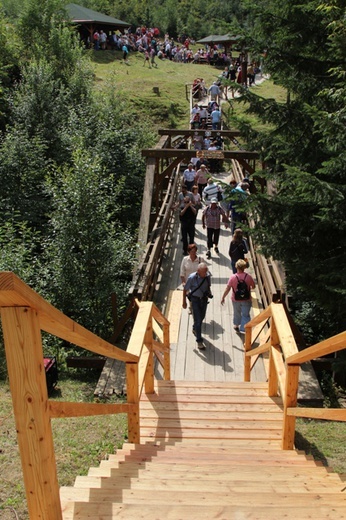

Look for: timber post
[1,306,62,520]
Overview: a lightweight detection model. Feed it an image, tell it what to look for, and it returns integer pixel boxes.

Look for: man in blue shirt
[183,263,212,349]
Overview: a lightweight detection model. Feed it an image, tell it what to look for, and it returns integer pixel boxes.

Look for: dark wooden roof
[66,3,130,27]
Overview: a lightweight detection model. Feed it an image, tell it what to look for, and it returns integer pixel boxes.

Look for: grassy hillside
[91,50,222,129]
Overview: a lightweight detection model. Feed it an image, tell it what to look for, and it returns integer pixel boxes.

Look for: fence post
[1,307,62,520]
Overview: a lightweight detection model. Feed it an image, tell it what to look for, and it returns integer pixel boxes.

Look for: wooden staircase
[60,381,346,519]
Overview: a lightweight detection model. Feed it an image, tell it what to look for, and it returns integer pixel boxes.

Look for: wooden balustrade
[0,272,170,520]
[244,302,346,450]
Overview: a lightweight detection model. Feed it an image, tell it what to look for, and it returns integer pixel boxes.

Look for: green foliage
[232,0,346,341]
[44,151,136,337]
[0,129,49,228]
[0,11,21,130]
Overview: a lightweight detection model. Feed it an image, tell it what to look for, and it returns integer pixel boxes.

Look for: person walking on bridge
[202,197,229,259]
[221,259,255,334]
[183,263,212,349]
[182,163,196,191]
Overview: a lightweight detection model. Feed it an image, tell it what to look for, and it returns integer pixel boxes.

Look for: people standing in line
[174,184,194,210]
[229,228,249,274]
[180,196,197,255]
[199,105,208,129]
[195,163,209,197]
[180,243,205,314]
[208,81,220,103]
[99,30,107,50]
[203,178,222,205]
[180,244,204,286]
[211,104,222,130]
[183,263,212,349]
[93,30,100,50]
[202,197,229,259]
[182,163,197,191]
[191,185,202,219]
[226,179,250,233]
[221,259,255,334]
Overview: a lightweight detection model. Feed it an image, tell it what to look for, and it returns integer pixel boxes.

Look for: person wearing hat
[202,198,229,259]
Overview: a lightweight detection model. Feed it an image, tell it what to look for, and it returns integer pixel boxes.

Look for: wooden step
[60,487,346,507]
[87,461,339,478]
[61,502,346,520]
[61,380,344,519]
[74,475,344,492]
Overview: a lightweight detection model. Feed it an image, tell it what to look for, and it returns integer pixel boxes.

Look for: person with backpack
[221,259,255,334]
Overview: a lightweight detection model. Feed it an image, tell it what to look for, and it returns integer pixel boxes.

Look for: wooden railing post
[282,364,299,450]
[1,307,62,520]
[163,322,171,380]
[126,362,140,443]
[268,319,279,396]
[244,327,252,381]
[144,313,155,394]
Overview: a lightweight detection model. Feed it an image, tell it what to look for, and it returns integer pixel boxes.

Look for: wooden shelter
[65,3,130,45]
[196,33,241,53]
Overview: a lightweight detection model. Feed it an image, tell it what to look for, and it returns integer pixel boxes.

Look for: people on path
[208,81,220,103]
[122,43,129,63]
[202,197,229,259]
[180,196,197,255]
[229,228,249,274]
[180,244,205,286]
[195,164,209,197]
[191,185,202,217]
[182,163,196,191]
[221,259,255,334]
[211,105,222,130]
[183,263,212,349]
[143,49,151,67]
[226,180,250,233]
[203,178,222,205]
[174,184,194,210]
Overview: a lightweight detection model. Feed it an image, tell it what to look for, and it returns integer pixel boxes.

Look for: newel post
[1,307,62,520]
[282,363,299,450]
[126,361,140,443]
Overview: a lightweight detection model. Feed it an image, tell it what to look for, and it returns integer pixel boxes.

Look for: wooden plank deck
[154,169,268,383]
[96,166,322,397]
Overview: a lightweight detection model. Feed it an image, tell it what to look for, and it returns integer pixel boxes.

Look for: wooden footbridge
[1,89,346,519]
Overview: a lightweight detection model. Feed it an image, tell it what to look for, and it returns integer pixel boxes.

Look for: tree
[235,0,346,339]
[44,151,136,337]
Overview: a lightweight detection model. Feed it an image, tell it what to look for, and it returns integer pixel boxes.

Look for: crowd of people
[175,159,254,349]
[89,26,261,84]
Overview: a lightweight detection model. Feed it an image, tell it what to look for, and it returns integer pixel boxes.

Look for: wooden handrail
[0,272,170,520]
[0,271,137,363]
[244,302,346,450]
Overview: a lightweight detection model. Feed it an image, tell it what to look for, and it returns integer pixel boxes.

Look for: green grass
[0,374,127,520]
[90,49,223,128]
